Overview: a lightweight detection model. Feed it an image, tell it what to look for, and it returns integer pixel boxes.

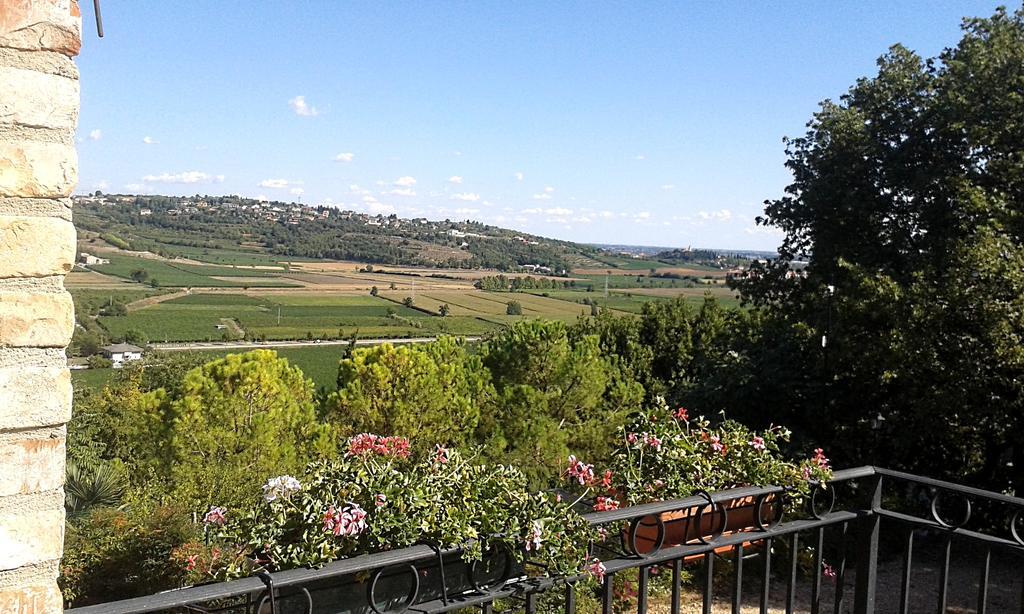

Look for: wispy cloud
[142,136,158,145]
[259,178,303,189]
[514,171,524,181]
[334,152,354,163]
[634,154,646,160]
[448,176,464,184]
[454,207,479,216]
[142,171,224,184]
[88,129,102,141]
[288,95,319,117]
[544,186,555,193]
[698,209,733,222]
[531,193,552,200]
[394,176,417,187]
[545,207,572,216]
[661,184,675,190]
[388,188,416,197]
[451,192,481,202]
[289,187,305,196]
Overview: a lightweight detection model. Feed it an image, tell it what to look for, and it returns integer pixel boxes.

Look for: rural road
[149,336,482,352]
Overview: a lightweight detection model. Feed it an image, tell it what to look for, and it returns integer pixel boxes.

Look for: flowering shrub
[566,398,833,507]
[185,435,595,584]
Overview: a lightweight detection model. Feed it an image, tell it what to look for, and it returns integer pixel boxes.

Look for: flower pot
[626,494,777,559]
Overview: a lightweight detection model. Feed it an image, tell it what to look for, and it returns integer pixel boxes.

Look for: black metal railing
[67,466,1024,614]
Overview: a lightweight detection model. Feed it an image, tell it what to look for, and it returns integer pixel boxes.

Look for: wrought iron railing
[67,466,1024,614]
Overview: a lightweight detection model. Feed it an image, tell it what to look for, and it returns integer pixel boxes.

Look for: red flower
[645,433,662,451]
[185,554,198,572]
[374,494,387,507]
[600,470,613,490]
[750,436,766,451]
[674,407,689,422]
[593,496,620,512]
[346,433,411,459]
[812,448,830,469]
[587,558,607,583]
[565,455,595,486]
[434,444,449,464]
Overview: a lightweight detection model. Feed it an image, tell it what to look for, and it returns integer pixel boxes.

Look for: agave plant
[65,462,126,516]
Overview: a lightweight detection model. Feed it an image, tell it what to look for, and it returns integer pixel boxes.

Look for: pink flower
[596,526,608,540]
[813,448,830,469]
[710,435,726,455]
[587,558,607,583]
[802,466,813,480]
[185,554,198,571]
[600,470,613,490]
[323,503,369,537]
[374,494,387,507]
[435,444,450,464]
[565,455,595,486]
[674,407,689,422]
[593,496,620,512]
[203,505,227,526]
[645,433,662,451]
[626,432,638,445]
[750,436,766,451]
[346,433,411,459]
[822,561,837,582]
[525,521,544,552]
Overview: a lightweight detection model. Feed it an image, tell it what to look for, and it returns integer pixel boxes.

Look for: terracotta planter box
[627,494,777,560]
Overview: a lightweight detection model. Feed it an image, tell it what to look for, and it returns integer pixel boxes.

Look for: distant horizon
[75,2,1004,250]
[74,191,779,255]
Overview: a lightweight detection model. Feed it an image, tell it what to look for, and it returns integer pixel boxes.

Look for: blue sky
[75,1,1005,250]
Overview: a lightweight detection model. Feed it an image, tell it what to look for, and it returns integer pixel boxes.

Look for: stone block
[0,66,79,130]
[0,0,81,56]
[0,215,75,278]
[0,362,71,430]
[0,432,64,497]
[0,289,73,347]
[0,142,77,198]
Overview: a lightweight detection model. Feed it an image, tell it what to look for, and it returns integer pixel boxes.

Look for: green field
[90,253,299,288]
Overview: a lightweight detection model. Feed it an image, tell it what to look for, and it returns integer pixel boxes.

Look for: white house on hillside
[100,343,144,367]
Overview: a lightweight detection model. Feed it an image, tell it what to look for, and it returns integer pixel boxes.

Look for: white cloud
[634,154,646,160]
[744,225,783,236]
[544,186,555,193]
[545,207,572,216]
[514,172,524,181]
[142,171,224,184]
[521,208,542,215]
[453,150,463,157]
[388,188,416,197]
[394,176,417,187]
[531,193,552,200]
[88,129,102,141]
[597,210,615,219]
[289,187,305,196]
[448,176,464,184]
[454,207,479,216]
[661,184,675,190]
[633,211,651,223]
[142,136,158,145]
[288,95,319,117]
[259,178,290,189]
[451,192,481,202]
[697,209,733,222]
[573,216,593,224]
[349,184,371,195]
[334,152,354,163]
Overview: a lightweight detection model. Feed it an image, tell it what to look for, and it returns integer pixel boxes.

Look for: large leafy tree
[326,337,492,448]
[732,7,1024,490]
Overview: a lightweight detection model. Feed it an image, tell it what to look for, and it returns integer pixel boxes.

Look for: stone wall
[0,0,80,611]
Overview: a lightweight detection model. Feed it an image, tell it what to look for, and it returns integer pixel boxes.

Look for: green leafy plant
[183,435,595,585]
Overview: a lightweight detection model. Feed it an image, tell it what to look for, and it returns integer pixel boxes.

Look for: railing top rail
[873,466,1024,507]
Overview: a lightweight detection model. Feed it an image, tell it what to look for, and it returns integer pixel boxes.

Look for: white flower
[262,475,302,502]
[525,520,544,552]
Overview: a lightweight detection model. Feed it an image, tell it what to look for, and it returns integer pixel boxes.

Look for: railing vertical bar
[733,543,744,614]
[638,566,649,614]
[834,521,849,614]
[526,591,538,614]
[937,536,951,614]
[899,529,914,614]
[602,573,614,614]
[565,582,576,614]
[977,547,990,614]
[853,475,883,614]
[760,537,773,614]
[786,532,799,614]
[671,558,682,614]
[810,527,824,614]
[703,552,714,614]
[481,602,493,614]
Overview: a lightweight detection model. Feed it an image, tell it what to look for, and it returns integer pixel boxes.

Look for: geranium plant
[174,434,596,585]
[566,398,833,508]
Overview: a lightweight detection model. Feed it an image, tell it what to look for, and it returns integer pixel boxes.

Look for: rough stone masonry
[0,0,81,611]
